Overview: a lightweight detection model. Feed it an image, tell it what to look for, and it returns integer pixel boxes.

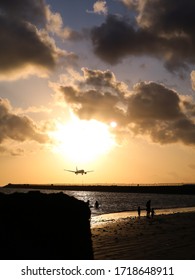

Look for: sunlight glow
[49,116,116,163]
[110,121,117,128]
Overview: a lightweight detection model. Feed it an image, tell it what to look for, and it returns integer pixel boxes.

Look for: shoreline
[91,206,195,226]
[91,209,195,260]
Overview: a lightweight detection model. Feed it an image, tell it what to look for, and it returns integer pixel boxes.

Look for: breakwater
[4,183,195,195]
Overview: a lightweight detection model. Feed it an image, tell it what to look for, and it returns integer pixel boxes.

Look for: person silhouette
[94,200,99,209]
[151,208,155,218]
[146,200,151,218]
[137,206,141,218]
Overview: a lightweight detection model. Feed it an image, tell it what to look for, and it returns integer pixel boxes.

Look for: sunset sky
[1,0,195,186]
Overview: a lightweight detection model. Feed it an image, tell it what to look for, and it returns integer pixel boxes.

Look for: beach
[91,210,195,260]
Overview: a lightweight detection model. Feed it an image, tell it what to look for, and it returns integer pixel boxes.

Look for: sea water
[1,187,195,217]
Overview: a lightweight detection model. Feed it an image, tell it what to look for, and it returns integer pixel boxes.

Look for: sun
[49,116,116,163]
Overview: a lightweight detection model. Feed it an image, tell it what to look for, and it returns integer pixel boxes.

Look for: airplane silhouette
[64,167,94,175]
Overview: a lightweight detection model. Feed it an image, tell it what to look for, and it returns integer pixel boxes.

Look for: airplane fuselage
[75,169,87,175]
[64,167,93,175]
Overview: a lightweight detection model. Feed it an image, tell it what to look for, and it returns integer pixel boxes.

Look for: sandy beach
[91,210,195,260]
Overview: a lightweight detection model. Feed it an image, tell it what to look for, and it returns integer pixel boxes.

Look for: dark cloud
[0,98,49,144]
[0,17,57,73]
[91,0,195,72]
[127,82,183,121]
[0,0,76,79]
[182,100,195,117]
[59,68,195,146]
[91,15,156,64]
[133,0,195,35]
[127,82,195,145]
[60,68,127,124]
[0,0,47,25]
[83,67,116,87]
[82,68,127,98]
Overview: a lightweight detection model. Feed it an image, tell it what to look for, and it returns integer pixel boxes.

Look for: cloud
[127,82,195,145]
[0,19,60,79]
[191,71,195,90]
[57,68,195,146]
[127,82,183,121]
[0,145,24,156]
[181,95,195,118]
[0,0,47,25]
[0,0,78,80]
[91,15,157,64]
[0,98,49,144]
[59,68,127,125]
[93,0,108,15]
[87,0,108,15]
[45,5,83,41]
[91,0,195,73]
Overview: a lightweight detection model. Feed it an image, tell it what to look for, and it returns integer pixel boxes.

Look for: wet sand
[91,209,195,260]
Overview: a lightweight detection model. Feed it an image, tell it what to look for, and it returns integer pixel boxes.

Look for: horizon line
[1,182,195,188]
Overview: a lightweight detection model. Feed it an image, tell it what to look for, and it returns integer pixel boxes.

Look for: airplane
[64,167,94,175]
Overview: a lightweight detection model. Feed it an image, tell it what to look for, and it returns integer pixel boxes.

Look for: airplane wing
[64,169,76,173]
[86,170,94,173]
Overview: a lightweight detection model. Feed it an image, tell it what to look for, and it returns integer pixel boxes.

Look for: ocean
[1,187,195,217]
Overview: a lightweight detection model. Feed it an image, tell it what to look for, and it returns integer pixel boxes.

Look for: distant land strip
[3,183,195,195]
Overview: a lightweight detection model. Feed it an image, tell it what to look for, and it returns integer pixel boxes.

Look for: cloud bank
[58,68,195,146]
[91,0,195,73]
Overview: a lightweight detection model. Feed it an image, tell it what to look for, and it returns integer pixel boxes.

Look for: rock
[0,191,93,260]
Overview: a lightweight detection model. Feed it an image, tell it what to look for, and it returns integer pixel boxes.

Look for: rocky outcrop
[0,191,93,259]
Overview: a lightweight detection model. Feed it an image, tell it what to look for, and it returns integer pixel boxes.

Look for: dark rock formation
[0,191,93,260]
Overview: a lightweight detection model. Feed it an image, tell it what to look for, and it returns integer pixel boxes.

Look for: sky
[1,0,195,185]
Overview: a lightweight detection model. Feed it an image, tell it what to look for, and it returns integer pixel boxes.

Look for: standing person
[137,206,141,218]
[151,208,155,218]
[94,200,99,209]
[146,200,151,218]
